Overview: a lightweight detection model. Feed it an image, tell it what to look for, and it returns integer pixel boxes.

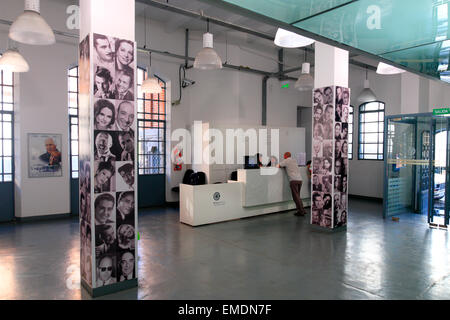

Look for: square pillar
[311,43,350,230]
[79,0,138,296]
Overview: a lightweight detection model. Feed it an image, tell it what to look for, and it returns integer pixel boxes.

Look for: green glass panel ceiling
[220,0,450,84]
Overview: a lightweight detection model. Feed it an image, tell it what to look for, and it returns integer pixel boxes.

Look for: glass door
[429,116,449,228]
[384,116,420,218]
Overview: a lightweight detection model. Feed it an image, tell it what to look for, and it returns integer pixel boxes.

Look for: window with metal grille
[0,66,14,182]
[358,101,385,160]
[348,105,354,160]
[136,67,166,175]
[68,65,79,178]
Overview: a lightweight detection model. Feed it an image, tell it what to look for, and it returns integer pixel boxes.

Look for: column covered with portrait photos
[79,0,137,297]
[311,86,350,229]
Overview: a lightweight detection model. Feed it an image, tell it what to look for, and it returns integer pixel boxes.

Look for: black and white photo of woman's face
[117,41,134,67]
[343,91,350,105]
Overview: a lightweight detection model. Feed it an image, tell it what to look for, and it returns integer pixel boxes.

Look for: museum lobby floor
[0,198,449,300]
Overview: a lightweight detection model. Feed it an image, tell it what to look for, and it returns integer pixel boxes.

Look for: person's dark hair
[324,86,332,94]
[96,161,115,177]
[94,34,109,49]
[94,99,116,128]
[314,105,323,114]
[95,66,113,83]
[323,157,332,169]
[118,163,133,174]
[325,104,333,113]
[306,160,312,166]
[116,69,134,87]
[313,192,322,203]
[95,193,115,209]
[118,191,134,204]
[119,130,134,140]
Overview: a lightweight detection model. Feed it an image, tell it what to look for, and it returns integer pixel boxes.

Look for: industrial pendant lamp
[9,0,55,45]
[141,52,162,94]
[141,11,161,94]
[274,28,315,48]
[0,39,29,73]
[376,62,406,75]
[295,49,314,91]
[357,67,377,104]
[194,19,222,70]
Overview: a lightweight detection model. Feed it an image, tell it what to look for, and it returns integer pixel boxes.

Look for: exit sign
[433,107,450,116]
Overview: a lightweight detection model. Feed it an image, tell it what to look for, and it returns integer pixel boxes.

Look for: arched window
[0,62,14,182]
[136,67,166,175]
[358,101,385,160]
[68,65,79,178]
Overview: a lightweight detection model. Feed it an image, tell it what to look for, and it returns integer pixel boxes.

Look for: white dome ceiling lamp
[0,39,29,73]
[274,28,315,48]
[295,48,314,91]
[194,18,223,70]
[141,52,162,95]
[376,61,406,75]
[357,67,377,104]
[9,0,55,46]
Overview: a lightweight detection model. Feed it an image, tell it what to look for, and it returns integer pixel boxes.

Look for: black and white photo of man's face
[95,38,114,62]
[335,159,342,175]
[118,193,134,216]
[98,256,113,282]
[101,226,115,245]
[313,175,319,185]
[325,106,333,121]
[117,102,134,131]
[313,194,323,209]
[343,91,350,105]
[95,199,114,224]
[116,73,132,95]
[314,107,323,122]
[120,167,134,187]
[314,91,324,105]
[95,133,111,155]
[324,87,333,104]
[120,252,134,277]
[119,133,134,154]
[95,75,112,94]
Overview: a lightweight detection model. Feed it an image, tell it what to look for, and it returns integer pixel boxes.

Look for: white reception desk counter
[180,167,311,226]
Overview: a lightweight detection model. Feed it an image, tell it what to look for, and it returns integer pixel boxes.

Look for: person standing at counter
[278,152,306,217]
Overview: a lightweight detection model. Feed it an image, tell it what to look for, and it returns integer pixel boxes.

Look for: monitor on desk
[244,155,259,169]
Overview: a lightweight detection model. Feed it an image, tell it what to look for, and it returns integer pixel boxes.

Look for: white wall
[0,0,78,218]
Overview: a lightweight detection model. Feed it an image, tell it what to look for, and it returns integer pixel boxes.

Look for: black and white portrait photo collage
[311,86,350,229]
[76,33,137,289]
[93,33,137,288]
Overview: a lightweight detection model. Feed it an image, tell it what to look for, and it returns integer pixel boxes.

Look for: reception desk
[180,167,311,226]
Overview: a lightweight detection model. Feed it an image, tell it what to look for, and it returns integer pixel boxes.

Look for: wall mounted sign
[433,108,450,116]
[28,133,62,178]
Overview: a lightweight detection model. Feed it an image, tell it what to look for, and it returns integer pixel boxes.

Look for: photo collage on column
[79,34,92,287]
[333,86,350,228]
[93,33,136,288]
[311,86,334,228]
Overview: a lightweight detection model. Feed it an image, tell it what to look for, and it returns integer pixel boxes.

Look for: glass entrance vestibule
[384,113,450,228]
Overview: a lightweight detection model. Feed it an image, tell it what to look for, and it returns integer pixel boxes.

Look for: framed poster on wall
[28,133,63,178]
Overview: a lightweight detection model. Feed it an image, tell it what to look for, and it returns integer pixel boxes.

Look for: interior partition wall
[384,113,450,228]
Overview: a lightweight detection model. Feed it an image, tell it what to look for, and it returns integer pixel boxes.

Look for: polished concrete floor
[0,198,449,300]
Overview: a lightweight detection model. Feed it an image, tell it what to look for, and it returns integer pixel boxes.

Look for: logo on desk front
[213,192,221,201]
